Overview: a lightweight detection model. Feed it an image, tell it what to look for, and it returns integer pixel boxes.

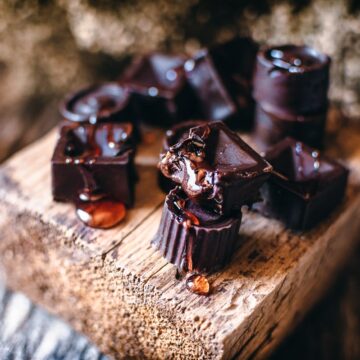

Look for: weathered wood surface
[0,123,359,359]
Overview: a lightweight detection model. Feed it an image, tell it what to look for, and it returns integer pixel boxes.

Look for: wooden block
[0,124,360,359]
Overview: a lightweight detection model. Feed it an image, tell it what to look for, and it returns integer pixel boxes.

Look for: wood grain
[0,124,359,359]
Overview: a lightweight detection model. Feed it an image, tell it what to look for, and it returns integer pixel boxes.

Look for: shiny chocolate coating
[52,122,136,207]
[60,83,135,124]
[253,45,331,115]
[255,138,348,230]
[159,121,272,215]
[152,187,242,273]
[122,53,200,126]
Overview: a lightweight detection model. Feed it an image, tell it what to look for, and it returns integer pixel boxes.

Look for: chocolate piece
[60,82,135,124]
[158,120,208,193]
[184,37,258,129]
[159,122,272,215]
[255,138,348,230]
[122,53,199,126]
[253,45,330,114]
[152,187,241,273]
[254,103,327,149]
[52,122,136,207]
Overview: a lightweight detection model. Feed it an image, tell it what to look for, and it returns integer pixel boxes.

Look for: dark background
[0,0,359,359]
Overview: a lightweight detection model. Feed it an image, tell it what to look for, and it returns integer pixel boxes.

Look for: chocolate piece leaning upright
[121,53,200,126]
[253,45,331,148]
[159,122,272,215]
[184,37,258,129]
[152,187,242,273]
[255,138,348,230]
[158,120,208,193]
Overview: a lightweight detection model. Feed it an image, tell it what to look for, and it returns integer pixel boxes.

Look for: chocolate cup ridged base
[152,198,242,273]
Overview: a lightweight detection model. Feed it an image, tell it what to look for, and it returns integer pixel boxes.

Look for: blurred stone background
[1,0,360,160]
[0,0,360,359]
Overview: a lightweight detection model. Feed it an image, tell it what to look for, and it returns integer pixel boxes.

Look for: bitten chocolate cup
[254,103,327,149]
[254,138,348,230]
[159,122,272,215]
[158,120,208,193]
[152,187,242,273]
[60,82,135,124]
[51,122,136,207]
[253,45,330,114]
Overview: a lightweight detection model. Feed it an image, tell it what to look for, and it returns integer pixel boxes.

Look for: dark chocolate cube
[52,122,136,207]
[184,37,258,129]
[122,53,199,127]
[159,122,272,215]
[257,138,348,230]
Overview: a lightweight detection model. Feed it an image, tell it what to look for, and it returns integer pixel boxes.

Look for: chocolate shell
[152,187,242,273]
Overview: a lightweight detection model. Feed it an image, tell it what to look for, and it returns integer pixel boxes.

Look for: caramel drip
[186,274,210,296]
[76,199,126,229]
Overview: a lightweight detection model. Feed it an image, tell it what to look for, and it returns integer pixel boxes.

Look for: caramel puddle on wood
[76,196,126,229]
[186,274,211,296]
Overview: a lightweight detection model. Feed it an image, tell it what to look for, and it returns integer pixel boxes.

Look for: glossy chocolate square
[184,37,258,129]
[52,122,136,207]
[159,122,272,215]
[122,53,199,126]
[257,138,348,230]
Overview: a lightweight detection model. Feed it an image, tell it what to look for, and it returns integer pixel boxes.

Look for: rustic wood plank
[270,243,360,360]
[0,123,359,359]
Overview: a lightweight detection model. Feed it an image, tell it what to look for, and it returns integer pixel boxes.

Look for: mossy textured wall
[0,0,359,159]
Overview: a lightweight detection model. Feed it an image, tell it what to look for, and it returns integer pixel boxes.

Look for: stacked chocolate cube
[251,44,348,231]
[153,122,272,273]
